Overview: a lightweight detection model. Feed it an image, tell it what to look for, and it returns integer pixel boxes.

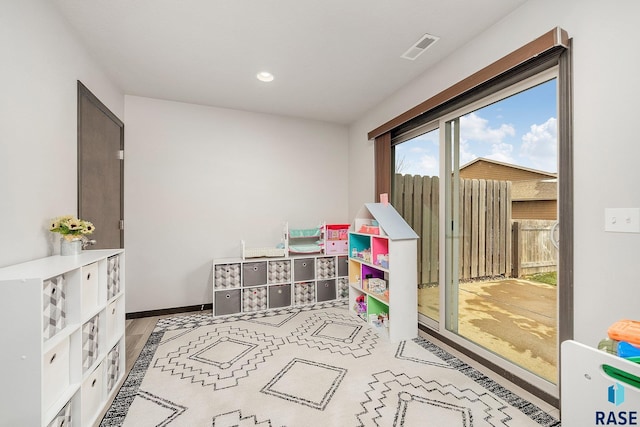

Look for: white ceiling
[52,0,528,124]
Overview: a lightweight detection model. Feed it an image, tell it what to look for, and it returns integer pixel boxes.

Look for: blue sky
[395,78,558,177]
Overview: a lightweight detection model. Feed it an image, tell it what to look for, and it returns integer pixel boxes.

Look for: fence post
[512,221,521,278]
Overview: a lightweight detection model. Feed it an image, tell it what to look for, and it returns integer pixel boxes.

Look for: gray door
[77,81,124,249]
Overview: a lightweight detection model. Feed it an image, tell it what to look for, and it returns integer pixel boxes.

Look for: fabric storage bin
[107,255,121,299]
[106,298,123,345]
[337,277,349,299]
[315,257,336,279]
[214,263,241,289]
[47,399,72,427]
[294,282,315,305]
[268,284,291,308]
[82,314,100,372]
[316,279,336,302]
[242,261,267,287]
[325,239,349,255]
[267,260,291,284]
[293,258,315,281]
[106,343,121,393]
[214,289,241,315]
[337,256,349,277]
[242,286,267,312]
[43,336,70,411]
[81,363,104,427]
[81,262,99,314]
[43,274,66,341]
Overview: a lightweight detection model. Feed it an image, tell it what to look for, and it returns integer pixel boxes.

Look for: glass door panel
[444,78,559,383]
[392,127,440,325]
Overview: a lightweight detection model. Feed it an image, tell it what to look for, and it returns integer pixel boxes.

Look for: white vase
[60,237,83,256]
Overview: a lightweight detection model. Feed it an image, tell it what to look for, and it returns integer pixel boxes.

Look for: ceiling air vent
[401,33,439,60]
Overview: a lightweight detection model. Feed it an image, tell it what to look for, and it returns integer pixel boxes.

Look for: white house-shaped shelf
[350,202,419,342]
[354,203,420,240]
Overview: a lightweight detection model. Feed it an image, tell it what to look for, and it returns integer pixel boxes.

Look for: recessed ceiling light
[256,71,274,82]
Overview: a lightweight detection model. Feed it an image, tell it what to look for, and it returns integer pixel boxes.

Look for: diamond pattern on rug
[395,340,454,369]
[153,300,348,332]
[212,409,273,427]
[357,370,511,427]
[287,311,378,358]
[153,325,285,389]
[261,358,346,410]
[395,392,473,427]
[412,337,561,426]
[124,390,186,426]
[247,311,299,327]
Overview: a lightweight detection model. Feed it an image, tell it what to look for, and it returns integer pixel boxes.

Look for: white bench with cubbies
[213,253,349,316]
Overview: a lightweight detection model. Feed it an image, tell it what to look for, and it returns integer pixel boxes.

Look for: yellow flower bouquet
[49,215,95,241]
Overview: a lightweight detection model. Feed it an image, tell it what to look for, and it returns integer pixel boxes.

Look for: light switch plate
[604,208,640,233]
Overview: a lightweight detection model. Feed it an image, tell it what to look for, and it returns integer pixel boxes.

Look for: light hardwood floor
[95,311,205,427]
[124,311,206,374]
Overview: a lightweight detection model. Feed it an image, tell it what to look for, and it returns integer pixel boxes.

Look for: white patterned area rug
[101,301,560,426]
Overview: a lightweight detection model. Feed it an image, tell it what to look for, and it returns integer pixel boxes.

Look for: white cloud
[460,112,516,144]
[396,154,438,177]
[460,112,516,165]
[418,155,439,176]
[485,142,515,164]
[520,117,557,172]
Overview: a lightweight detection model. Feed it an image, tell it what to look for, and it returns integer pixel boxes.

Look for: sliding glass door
[393,68,561,391]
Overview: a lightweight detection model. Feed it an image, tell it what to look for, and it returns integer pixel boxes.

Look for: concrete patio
[418,278,558,382]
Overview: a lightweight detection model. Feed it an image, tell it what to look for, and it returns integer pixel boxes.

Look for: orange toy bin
[607,319,640,346]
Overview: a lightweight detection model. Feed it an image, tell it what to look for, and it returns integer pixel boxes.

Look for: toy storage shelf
[561,340,640,426]
[0,249,125,427]
[348,203,418,342]
[213,253,349,316]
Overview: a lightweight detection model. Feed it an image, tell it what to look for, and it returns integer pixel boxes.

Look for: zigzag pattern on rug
[101,301,560,427]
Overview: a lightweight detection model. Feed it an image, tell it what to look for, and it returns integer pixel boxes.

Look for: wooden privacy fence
[511,220,558,277]
[394,174,515,284]
[458,178,512,280]
[394,174,439,286]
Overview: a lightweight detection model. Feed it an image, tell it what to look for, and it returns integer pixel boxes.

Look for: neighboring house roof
[460,158,557,181]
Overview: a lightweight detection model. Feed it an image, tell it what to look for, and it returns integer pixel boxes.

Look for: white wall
[348,0,640,347]
[0,0,123,267]
[124,96,348,312]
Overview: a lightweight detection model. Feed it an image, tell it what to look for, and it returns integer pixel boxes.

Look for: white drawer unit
[106,296,125,347]
[81,262,100,317]
[42,336,70,411]
[213,253,349,317]
[0,249,125,426]
[81,362,104,427]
